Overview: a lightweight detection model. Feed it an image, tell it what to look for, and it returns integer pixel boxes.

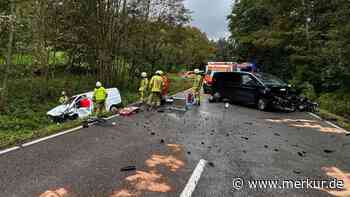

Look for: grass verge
[317,109,350,131]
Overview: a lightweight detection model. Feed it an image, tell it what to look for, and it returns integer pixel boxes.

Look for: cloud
[184,0,233,39]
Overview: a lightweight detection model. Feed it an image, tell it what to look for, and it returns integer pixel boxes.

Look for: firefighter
[148,71,163,109]
[192,69,204,105]
[59,91,69,104]
[93,81,108,117]
[159,70,169,104]
[139,72,149,103]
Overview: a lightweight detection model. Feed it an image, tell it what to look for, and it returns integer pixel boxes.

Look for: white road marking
[180,159,207,197]
[308,112,322,120]
[308,112,349,133]
[22,126,83,147]
[0,146,20,155]
[0,115,119,155]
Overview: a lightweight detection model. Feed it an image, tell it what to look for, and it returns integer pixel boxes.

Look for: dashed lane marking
[180,159,207,197]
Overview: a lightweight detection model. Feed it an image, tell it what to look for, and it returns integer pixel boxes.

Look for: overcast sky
[184,0,233,40]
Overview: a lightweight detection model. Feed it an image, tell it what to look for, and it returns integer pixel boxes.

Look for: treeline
[0,0,214,110]
[228,0,350,117]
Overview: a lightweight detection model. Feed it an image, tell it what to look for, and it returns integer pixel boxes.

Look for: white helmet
[159,70,164,75]
[61,91,66,95]
[155,70,161,75]
[194,69,200,74]
[141,72,147,78]
[96,81,102,87]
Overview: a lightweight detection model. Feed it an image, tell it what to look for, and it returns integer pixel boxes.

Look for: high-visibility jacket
[93,87,107,101]
[139,78,149,92]
[193,74,203,90]
[149,75,163,93]
[59,96,68,104]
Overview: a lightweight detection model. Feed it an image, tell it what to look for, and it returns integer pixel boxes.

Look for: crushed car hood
[47,104,71,117]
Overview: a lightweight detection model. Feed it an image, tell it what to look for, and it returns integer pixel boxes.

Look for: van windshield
[255,73,287,87]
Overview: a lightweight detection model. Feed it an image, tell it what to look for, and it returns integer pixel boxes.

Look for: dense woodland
[227,0,350,118]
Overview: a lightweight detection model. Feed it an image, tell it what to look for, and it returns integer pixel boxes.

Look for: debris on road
[274,149,279,152]
[264,145,269,149]
[160,139,165,144]
[324,149,335,154]
[297,152,306,157]
[120,166,137,172]
[150,132,156,136]
[119,107,140,116]
[241,137,249,140]
[274,133,281,137]
[208,162,215,167]
[293,169,302,174]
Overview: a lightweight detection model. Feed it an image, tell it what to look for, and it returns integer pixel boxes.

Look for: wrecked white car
[47,88,122,122]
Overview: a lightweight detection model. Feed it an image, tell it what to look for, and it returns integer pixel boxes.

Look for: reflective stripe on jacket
[139,78,149,91]
[149,75,163,93]
[193,74,203,89]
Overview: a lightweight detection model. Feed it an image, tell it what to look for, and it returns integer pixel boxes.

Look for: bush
[318,90,350,119]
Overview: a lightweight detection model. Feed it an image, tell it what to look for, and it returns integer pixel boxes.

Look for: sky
[184,0,233,40]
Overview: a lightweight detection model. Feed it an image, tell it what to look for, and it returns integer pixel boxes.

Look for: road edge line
[22,126,84,147]
[308,112,349,133]
[0,146,20,155]
[180,159,207,197]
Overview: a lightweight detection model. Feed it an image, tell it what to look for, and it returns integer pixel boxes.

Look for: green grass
[317,109,350,131]
[0,52,68,65]
[0,73,191,149]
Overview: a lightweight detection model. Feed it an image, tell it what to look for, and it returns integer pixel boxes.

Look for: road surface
[0,91,349,197]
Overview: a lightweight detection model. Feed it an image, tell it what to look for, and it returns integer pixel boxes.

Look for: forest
[227,0,350,122]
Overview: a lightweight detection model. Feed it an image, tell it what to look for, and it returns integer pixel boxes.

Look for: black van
[209,71,296,111]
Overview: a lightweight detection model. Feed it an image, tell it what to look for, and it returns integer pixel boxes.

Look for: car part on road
[208,162,215,167]
[297,152,306,157]
[324,149,335,154]
[293,169,302,174]
[120,166,137,172]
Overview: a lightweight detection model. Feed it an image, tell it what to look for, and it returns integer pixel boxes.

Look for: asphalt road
[0,91,349,197]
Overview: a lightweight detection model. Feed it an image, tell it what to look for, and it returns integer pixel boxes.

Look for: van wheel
[110,105,119,114]
[257,98,267,111]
